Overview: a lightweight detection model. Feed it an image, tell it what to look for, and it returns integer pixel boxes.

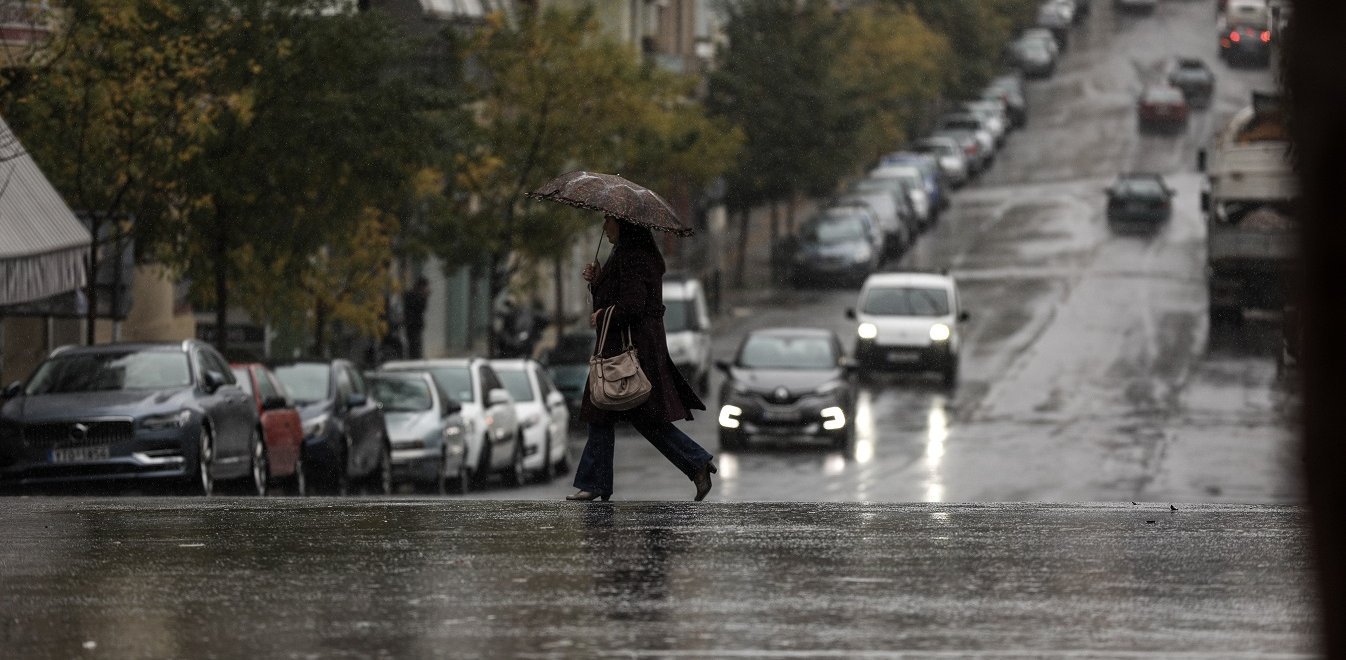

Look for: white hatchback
[846,272,969,387]
[490,358,570,481]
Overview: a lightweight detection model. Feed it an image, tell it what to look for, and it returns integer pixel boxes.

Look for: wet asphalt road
[488,0,1300,505]
[0,499,1316,658]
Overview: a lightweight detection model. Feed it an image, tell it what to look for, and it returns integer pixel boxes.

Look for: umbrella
[526,171,694,237]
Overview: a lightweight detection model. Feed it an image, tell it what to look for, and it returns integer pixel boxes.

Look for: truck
[1198,91,1296,324]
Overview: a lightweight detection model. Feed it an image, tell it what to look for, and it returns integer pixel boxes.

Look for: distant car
[833,189,905,256]
[870,164,934,228]
[878,151,950,214]
[490,359,569,481]
[961,100,1011,146]
[1008,37,1057,79]
[1105,173,1174,230]
[1220,22,1272,66]
[1167,57,1216,108]
[1035,2,1071,48]
[912,136,971,187]
[846,176,921,246]
[662,275,715,393]
[271,359,392,495]
[936,113,997,164]
[0,341,260,495]
[1018,28,1061,58]
[786,205,884,287]
[933,129,991,175]
[1115,0,1157,14]
[716,328,856,451]
[983,77,1029,128]
[1137,84,1190,132]
[367,371,468,493]
[231,362,305,495]
[379,358,525,488]
[847,272,969,387]
[540,332,593,417]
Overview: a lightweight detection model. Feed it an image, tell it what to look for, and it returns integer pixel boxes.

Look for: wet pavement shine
[0,498,1316,658]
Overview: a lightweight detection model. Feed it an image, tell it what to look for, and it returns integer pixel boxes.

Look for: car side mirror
[261,395,289,411]
[488,388,511,406]
[715,359,732,373]
[845,308,856,320]
[442,398,462,416]
[203,371,227,393]
[1,381,22,399]
[959,311,971,323]
[346,392,368,408]
[546,391,566,409]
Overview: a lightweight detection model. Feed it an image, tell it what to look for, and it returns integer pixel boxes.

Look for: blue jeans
[573,419,713,496]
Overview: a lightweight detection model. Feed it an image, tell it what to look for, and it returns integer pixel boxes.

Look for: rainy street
[487,0,1301,506]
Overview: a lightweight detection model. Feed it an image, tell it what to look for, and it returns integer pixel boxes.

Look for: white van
[662,275,713,393]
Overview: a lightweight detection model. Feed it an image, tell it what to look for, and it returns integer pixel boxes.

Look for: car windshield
[271,363,331,404]
[805,215,868,244]
[495,369,535,402]
[25,351,192,394]
[862,286,951,316]
[738,335,836,370]
[664,298,694,333]
[1144,88,1184,103]
[875,169,922,188]
[850,179,899,196]
[369,376,434,412]
[423,367,475,403]
[1115,178,1166,197]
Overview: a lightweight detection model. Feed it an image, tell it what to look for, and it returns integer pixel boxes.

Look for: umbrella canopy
[526,171,693,237]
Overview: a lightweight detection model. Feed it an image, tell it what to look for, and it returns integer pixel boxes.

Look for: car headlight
[821,406,846,431]
[718,405,742,429]
[141,410,192,430]
[444,425,462,438]
[929,323,952,342]
[303,414,330,438]
[857,323,878,340]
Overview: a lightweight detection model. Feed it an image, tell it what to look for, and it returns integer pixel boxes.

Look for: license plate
[51,446,111,463]
[762,410,801,423]
[887,351,921,363]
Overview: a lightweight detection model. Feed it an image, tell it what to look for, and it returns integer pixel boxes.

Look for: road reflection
[923,401,948,503]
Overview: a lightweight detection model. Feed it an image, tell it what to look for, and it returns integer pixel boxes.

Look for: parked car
[1167,57,1216,108]
[663,275,714,393]
[231,362,305,495]
[366,371,468,493]
[983,77,1029,128]
[832,190,904,257]
[936,113,997,164]
[490,358,570,481]
[1035,1,1071,48]
[878,151,950,214]
[271,359,391,495]
[540,332,594,418]
[846,176,921,245]
[1105,172,1174,230]
[912,136,971,187]
[785,205,884,287]
[870,164,934,229]
[1018,28,1061,58]
[960,101,1010,147]
[1008,37,1057,79]
[716,328,856,451]
[0,341,260,495]
[379,358,524,487]
[847,272,969,387]
[933,129,991,175]
[1137,84,1190,133]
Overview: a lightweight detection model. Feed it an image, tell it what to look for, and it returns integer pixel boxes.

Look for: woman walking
[567,214,716,502]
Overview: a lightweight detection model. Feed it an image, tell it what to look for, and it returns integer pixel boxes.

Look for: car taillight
[1229,30,1240,42]
[1260,30,1271,43]
[964,144,977,156]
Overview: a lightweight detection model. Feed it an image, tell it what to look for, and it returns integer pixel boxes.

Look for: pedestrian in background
[568,215,717,502]
[403,277,429,360]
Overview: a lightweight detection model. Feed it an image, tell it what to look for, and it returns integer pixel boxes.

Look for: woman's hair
[613,219,665,274]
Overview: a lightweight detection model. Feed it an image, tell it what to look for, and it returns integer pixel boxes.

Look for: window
[230,367,253,395]
[26,351,192,394]
[496,368,535,402]
[199,349,235,384]
[479,365,503,399]
[369,376,434,412]
[863,287,951,316]
[255,369,280,401]
[423,367,474,403]
[272,364,332,404]
[738,335,837,370]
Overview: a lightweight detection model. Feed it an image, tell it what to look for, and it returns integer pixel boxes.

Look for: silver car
[367,371,468,494]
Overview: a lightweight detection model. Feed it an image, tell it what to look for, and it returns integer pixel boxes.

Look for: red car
[230,363,305,495]
[1137,84,1190,133]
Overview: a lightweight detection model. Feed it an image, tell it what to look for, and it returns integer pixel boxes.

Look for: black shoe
[693,462,717,501]
[566,490,610,502]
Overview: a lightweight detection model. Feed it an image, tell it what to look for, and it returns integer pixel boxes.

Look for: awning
[0,114,89,306]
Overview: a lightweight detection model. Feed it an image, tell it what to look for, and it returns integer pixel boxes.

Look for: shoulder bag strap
[594,305,617,356]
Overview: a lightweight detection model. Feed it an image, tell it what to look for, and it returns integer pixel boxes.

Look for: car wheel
[334,437,352,496]
[248,427,269,497]
[539,433,555,483]
[292,451,308,497]
[505,434,526,487]
[191,424,215,496]
[718,429,741,451]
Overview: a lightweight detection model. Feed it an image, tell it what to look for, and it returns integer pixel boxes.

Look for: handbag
[588,306,653,411]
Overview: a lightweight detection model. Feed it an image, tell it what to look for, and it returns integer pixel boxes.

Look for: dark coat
[579,230,705,424]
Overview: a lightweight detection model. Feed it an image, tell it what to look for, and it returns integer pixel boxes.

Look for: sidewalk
[0,499,1317,658]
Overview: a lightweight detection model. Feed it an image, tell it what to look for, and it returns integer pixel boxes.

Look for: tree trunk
[213,213,230,356]
[313,300,327,357]
[553,254,565,339]
[733,208,750,287]
[768,199,780,282]
[84,217,100,345]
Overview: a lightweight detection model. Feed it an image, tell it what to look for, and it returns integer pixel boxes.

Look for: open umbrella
[525,171,694,237]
